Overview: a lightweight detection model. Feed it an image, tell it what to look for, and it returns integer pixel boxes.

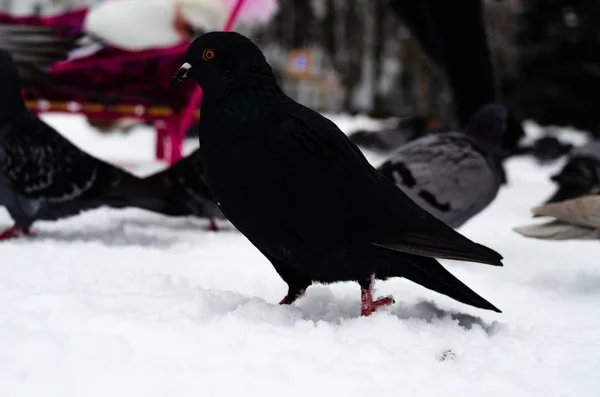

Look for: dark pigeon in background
[143,148,225,231]
[377,104,507,228]
[0,50,187,240]
[510,136,574,164]
[171,31,503,316]
[545,140,600,204]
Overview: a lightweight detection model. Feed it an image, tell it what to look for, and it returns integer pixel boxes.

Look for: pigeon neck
[473,137,508,184]
[0,91,26,125]
[199,79,284,129]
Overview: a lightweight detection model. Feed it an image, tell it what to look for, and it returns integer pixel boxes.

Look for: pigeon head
[171,31,281,111]
[462,104,509,184]
[546,156,600,204]
[464,104,508,148]
[0,50,26,121]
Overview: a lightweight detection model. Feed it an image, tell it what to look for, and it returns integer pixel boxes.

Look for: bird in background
[143,147,225,231]
[0,50,190,240]
[514,193,600,240]
[172,31,504,316]
[377,104,507,228]
[544,140,600,205]
[509,135,573,164]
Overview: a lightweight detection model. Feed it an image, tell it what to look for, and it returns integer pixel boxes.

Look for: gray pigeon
[376,104,507,228]
[0,50,188,240]
[546,140,600,204]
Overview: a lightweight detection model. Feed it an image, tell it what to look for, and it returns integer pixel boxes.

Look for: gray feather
[0,116,116,203]
[377,133,502,228]
[513,220,600,240]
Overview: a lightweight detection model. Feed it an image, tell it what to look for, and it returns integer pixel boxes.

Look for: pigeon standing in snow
[545,140,600,204]
[143,148,225,231]
[172,32,503,316]
[376,104,507,228]
[0,50,188,240]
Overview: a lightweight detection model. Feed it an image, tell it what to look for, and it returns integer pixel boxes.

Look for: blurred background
[2,0,599,135]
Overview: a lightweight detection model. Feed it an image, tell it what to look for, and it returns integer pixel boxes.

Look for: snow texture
[1,114,599,397]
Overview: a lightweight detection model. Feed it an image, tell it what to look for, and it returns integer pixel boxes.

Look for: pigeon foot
[278,289,306,305]
[0,226,34,241]
[207,218,219,232]
[360,275,395,316]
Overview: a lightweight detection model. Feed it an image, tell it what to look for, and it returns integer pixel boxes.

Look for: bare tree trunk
[370,0,389,117]
[291,0,315,47]
[340,0,363,112]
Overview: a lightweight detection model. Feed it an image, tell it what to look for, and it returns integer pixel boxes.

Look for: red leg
[158,117,186,166]
[207,217,219,232]
[167,129,183,166]
[279,288,306,305]
[173,2,192,41]
[0,226,34,241]
[360,275,395,316]
[155,120,167,161]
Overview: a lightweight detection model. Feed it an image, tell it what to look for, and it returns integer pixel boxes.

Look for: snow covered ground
[1,114,599,397]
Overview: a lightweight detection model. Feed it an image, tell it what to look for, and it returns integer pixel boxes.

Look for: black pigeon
[377,104,507,228]
[510,136,574,164]
[0,50,187,240]
[545,140,600,204]
[172,32,503,316]
[143,148,225,231]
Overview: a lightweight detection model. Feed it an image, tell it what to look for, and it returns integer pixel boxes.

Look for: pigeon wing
[263,102,504,266]
[0,113,120,202]
[377,133,502,228]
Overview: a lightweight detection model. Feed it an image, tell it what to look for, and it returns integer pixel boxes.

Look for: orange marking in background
[25,100,202,118]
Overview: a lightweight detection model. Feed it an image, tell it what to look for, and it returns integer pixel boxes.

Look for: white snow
[1,114,599,397]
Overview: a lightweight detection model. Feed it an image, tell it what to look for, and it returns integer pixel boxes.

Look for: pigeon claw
[207,218,219,232]
[0,226,34,241]
[278,289,306,305]
[360,287,395,316]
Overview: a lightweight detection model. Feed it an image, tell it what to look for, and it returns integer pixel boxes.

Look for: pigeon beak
[171,62,191,85]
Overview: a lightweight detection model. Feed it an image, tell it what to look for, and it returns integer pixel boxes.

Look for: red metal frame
[21,0,248,165]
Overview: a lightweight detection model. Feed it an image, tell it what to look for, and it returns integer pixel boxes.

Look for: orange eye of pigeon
[202,49,216,61]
